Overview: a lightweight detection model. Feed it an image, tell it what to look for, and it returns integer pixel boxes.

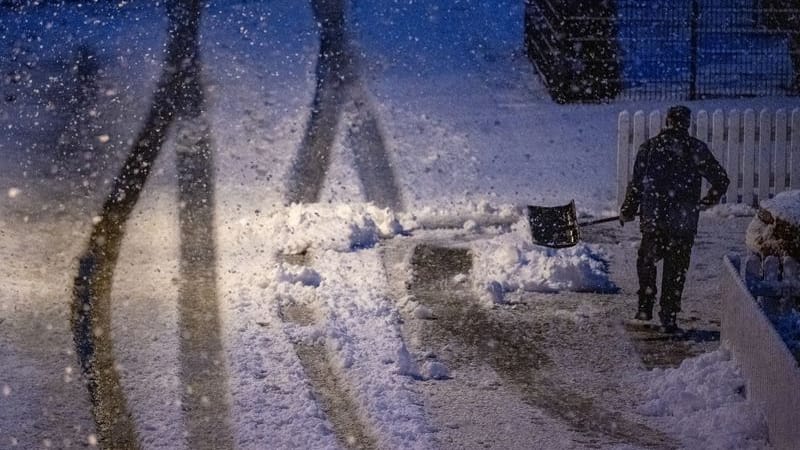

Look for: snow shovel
[527,201,620,248]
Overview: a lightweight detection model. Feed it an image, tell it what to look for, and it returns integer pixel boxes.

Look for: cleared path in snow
[623,322,720,369]
[382,241,677,449]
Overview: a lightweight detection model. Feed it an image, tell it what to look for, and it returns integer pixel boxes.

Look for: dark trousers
[636,229,694,316]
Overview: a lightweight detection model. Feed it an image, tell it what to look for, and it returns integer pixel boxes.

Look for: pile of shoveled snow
[746,190,800,258]
[253,203,618,307]
[470,221,617,304]
[256,203,406,254]
[407,200,521,230]
[636,348,769,449]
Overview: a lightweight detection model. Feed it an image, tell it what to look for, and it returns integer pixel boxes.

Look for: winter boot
[659,311,681,334]
[634,300,653,321]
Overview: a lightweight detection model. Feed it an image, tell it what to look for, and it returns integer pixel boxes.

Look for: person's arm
[619,143,648,223]
[696,143,730,206]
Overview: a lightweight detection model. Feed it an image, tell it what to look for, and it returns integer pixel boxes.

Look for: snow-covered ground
[1,1,795,448]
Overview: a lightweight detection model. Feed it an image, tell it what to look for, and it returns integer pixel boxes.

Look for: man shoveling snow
[619,105,730,333]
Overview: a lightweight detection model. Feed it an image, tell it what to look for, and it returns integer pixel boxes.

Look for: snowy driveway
[0,0,778,449]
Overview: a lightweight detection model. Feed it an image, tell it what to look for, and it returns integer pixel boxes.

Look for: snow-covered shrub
[746,190,800,260]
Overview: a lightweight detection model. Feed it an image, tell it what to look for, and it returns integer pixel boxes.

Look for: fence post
[762,255,782,313]
[695,109,709,141]
[727,109,742,204]
[744,253,763,291]
[632,110,647,175]
[743,109,757,206]
[784,256,799,282]
[711,109,726,171]
[792,108,800,189]
[695,109,708,190]
[774,109,788,195]
[758,109,772,203]
[648,110,662,138]
[764,255,781,283]
[617,111,631,206]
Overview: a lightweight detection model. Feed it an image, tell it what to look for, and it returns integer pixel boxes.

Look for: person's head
[666,105,691,130]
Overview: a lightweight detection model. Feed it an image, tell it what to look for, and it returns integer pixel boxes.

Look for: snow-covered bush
[746,190,800,260]
[470,221,617,305]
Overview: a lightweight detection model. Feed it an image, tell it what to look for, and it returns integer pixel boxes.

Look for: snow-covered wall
[721,255,800,450]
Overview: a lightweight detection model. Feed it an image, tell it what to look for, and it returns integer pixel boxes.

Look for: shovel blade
[527,201,581,248]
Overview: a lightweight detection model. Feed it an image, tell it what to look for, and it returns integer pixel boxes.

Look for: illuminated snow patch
[259,203,405,254]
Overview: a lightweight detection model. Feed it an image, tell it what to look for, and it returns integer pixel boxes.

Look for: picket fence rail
[618,108,800,207]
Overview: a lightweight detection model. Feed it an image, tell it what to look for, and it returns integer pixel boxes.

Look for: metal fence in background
[617,0,799,100]
[526,0,800,102]
[616,1,694,99]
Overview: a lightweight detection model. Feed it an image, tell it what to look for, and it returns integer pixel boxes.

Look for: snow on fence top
[617,108,800,207]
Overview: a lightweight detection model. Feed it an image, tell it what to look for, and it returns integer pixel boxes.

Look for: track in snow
[277,251,380,450]
[624,322,720,369]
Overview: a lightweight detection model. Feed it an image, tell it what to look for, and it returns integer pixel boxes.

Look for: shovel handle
[577,216,621,227]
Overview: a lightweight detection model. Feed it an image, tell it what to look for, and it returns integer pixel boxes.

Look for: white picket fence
[617,108,800,207]
[721,254,800,450]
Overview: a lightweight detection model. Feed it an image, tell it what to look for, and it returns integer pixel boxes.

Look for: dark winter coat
[620,127,730,237]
